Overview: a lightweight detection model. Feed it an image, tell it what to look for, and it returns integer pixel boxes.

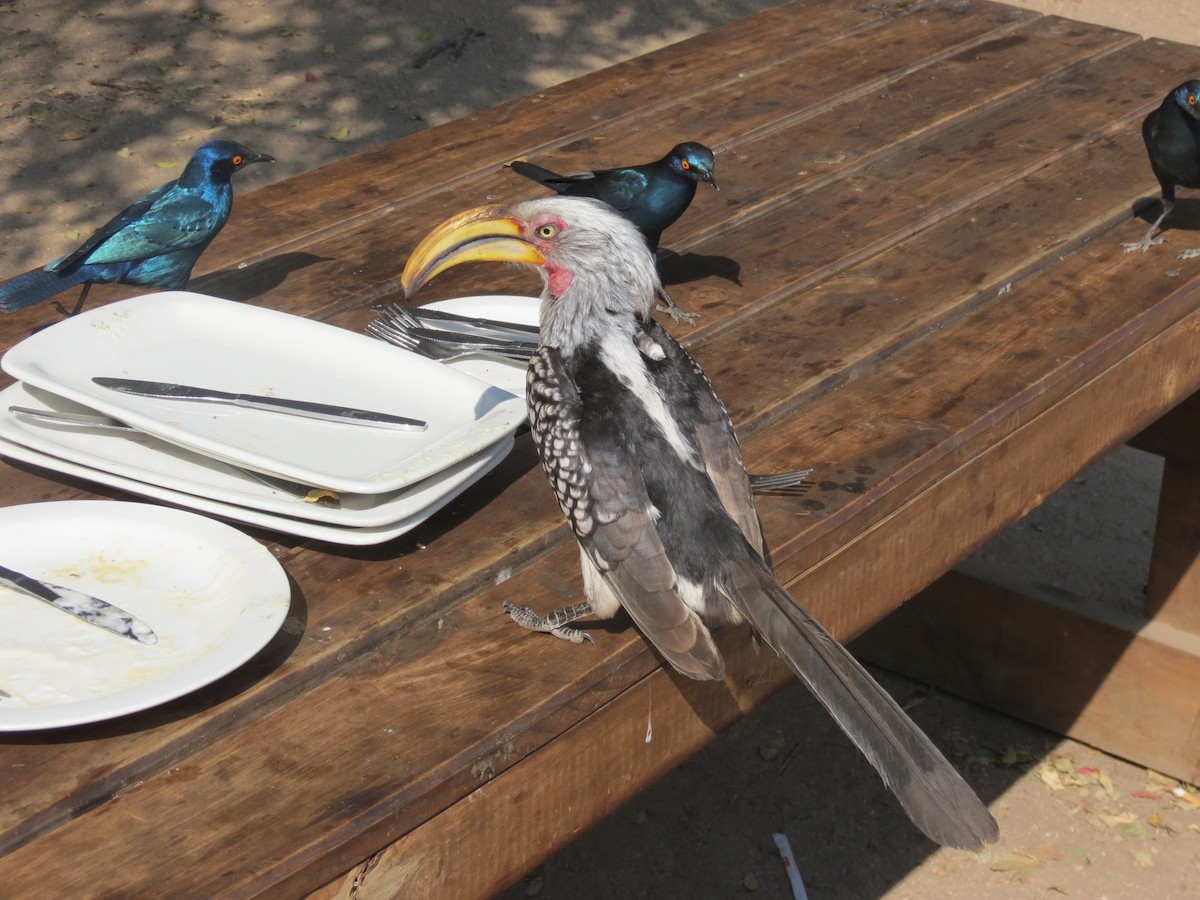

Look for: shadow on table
[189,252,333,302]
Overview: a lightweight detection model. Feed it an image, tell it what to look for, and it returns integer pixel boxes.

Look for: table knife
[414,308,540,337]
[0,563,157,644]
[92,377,427,432]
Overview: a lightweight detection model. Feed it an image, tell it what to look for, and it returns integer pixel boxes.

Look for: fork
[366,319,534,362]
[375,302,540,339]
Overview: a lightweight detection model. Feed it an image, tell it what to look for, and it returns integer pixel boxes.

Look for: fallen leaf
[1099,771,1116,796]
[1129,849,1153,868]
[305,71,317,82]
[1032,844,1063,862]
[59,128,96,141]
[1039,764,1066,792]
[155,161,174,168]
[67,230,81,240]
[1131,789,1161,800]
[1053,757,1074,774]
[327,126,350,141]
[116,146,133,158]
[988,851,1041,881]
[1097,811,1138,828]
[1147,770,1179,789]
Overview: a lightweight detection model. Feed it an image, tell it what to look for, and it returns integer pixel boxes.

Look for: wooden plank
[851,571,1200,784]
[309,632,793,900]
[4,35,1200,861]
[0,2,1102,344]
[1145,459,1200,632]
[0,438,560,849]
[750,276,1200,629]
[5,5,1200,896]
[5,222,1199,898]
[1129,390,1200,466]
[199,8,1147,327]
[0,0,928,332]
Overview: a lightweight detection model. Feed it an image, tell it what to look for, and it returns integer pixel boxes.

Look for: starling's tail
[720,555,1000,851]
[508,160,570,193]
[0,267,85,313]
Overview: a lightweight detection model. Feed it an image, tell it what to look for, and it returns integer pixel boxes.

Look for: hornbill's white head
[401,196,662,349]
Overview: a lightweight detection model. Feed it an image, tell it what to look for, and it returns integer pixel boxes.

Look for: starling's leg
[503,599,595,644]
[1178,247,1200,259]
[1122,198,1173,254]
[52,282,91,319]
[654,284,699,325]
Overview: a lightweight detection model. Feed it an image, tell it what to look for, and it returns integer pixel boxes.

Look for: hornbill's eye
[535,223,559,239]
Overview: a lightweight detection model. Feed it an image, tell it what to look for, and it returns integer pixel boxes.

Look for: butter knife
[0,563,157,644]
[92,377,427,432]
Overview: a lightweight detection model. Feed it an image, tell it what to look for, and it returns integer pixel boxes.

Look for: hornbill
[400,196,999,851]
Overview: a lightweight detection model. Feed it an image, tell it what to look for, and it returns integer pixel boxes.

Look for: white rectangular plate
[0,432,513,546]
[0,381,507,529]
[2,292,526,493]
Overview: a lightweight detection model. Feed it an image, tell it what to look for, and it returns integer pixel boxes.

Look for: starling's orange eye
[1190,94,1198,106]
[232,155,244,165]
[535,223,558,239]
[681,160,691,170]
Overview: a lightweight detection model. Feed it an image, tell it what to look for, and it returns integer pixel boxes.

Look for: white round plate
[0,501,291,730]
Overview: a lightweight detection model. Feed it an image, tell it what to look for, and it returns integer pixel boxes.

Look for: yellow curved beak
[400,206,546,297]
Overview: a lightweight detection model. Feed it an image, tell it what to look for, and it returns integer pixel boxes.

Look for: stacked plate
[0,292,541,544]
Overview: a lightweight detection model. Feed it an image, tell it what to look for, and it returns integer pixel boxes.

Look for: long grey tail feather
[509,160,570,193]
[0,267,84,313]
[721,557,999,850]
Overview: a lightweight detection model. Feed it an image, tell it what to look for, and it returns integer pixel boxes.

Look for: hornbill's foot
[503,599,595,644]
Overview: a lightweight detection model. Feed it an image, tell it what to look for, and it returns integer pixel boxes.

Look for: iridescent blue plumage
[1123,79,1200,254]
[0,139,274,316]
[509,142,718,255]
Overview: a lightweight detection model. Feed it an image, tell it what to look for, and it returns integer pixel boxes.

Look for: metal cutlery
[377,302,540,339]
[91,377,427,432]
[366,318,535,363]
[0,562,157,644]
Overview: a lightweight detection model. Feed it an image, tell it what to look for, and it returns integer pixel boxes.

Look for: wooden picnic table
[2,0,1200,894]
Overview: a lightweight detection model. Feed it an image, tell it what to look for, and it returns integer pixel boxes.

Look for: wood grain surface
[2,1,1200,895]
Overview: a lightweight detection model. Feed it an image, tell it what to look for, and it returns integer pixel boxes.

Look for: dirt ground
[2,2,1199,898]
